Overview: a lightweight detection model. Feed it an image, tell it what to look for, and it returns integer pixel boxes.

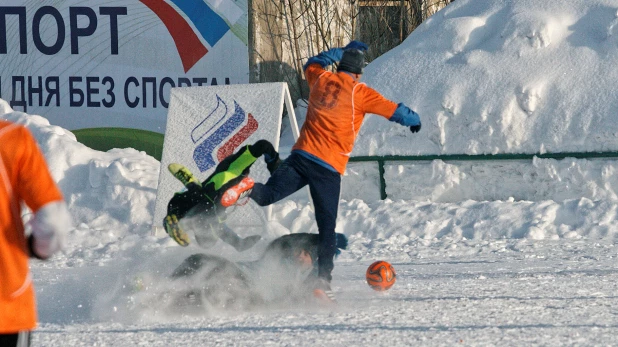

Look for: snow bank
[0,102,163,267]
[358,0,618,157]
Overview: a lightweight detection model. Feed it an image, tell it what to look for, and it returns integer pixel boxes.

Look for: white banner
[154,82,299,238]
[0,0,249,133]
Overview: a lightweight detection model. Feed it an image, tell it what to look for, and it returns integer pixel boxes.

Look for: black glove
[410,123,421,133]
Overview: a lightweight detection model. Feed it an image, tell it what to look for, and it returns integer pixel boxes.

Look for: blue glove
[303,48,344,71]
[390,103,421,129]
[345,40,369,52]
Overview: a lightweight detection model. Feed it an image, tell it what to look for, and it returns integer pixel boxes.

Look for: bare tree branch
[250,0,455,102]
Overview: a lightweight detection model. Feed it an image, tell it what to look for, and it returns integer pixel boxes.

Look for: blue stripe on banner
[169,0,230,47]
[193,101,245,172]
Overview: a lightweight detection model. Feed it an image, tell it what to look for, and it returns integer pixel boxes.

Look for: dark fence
[349,152,618,200]
[71,128,618,200]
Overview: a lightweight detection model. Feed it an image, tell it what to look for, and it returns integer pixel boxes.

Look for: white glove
[28,201,72,259]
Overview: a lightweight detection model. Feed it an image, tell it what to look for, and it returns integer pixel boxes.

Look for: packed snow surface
[2,0,618,345]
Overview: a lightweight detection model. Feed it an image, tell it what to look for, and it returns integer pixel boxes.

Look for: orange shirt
[0,121,63,333]
[293,64,398,174]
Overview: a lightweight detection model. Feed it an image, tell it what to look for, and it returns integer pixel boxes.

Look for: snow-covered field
[33,247,618,346]
[3,0,618,345]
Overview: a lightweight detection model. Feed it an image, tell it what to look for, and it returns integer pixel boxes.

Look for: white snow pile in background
[359,0,618,157]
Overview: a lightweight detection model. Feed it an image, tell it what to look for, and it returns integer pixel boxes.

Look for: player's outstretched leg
[220,176,255,207]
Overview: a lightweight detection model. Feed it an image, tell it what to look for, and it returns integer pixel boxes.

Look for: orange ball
[366,260,396,291]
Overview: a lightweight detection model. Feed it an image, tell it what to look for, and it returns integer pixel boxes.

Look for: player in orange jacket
[222,41,422,301]
[0,120,72,346]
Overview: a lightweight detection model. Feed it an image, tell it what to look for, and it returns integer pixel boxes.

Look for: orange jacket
[293,64,398,174]
[0,121,63,333]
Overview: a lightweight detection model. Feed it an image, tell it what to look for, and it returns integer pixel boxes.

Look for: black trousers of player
[250,152,341,281]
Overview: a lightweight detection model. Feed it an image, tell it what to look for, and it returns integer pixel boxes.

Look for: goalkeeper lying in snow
[163,139,281,249]
[164,231,348,311]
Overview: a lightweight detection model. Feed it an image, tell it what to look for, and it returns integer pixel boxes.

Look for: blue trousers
[250,152,341,281]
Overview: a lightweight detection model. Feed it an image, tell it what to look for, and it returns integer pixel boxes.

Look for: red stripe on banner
[140,0,208,72]
[217,113,259,162]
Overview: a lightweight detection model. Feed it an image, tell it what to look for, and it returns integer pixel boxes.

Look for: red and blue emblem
[140,0,234,72]
[191,95,258,172]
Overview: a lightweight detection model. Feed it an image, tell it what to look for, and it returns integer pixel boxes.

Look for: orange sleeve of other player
[357,84,398,120]
[13,126,63,213]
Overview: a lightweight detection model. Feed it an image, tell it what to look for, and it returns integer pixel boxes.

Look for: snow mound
[357,0,618,157]
[1,101,163,267]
